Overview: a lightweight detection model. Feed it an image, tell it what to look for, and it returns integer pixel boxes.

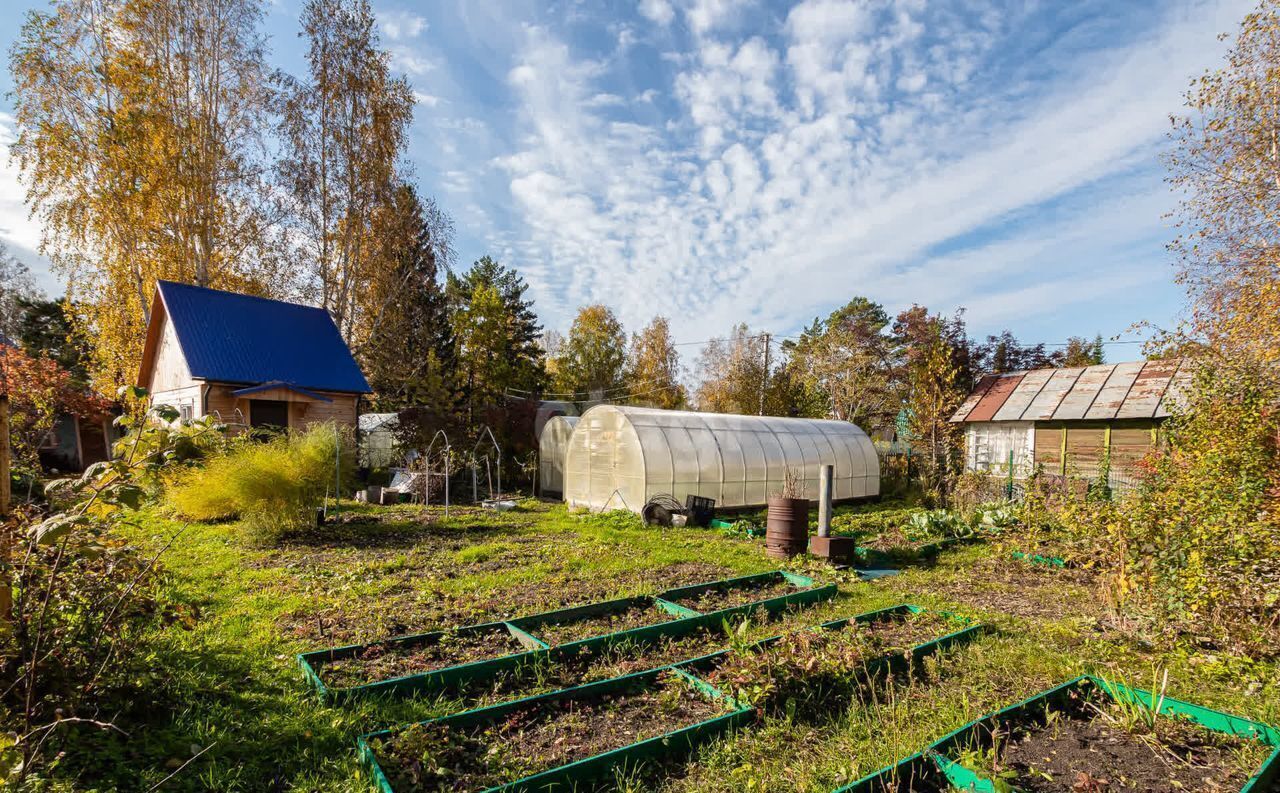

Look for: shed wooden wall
[205,385,357,430]
[1030,422,1157,479]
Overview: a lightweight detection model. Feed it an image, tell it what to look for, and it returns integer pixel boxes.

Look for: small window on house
[179,404,193,423]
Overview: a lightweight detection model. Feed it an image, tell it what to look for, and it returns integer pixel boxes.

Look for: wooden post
[0,396,12,621]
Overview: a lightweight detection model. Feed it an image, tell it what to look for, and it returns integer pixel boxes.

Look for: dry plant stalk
[780,466,806,499]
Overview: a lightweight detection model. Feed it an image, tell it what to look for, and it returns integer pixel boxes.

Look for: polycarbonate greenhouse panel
[928,676,1280,793]
[357,666,752,793]
[537,415,577,494]
[563,405,880,513]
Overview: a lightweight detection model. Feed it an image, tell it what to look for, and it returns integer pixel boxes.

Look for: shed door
[250,399,289,429]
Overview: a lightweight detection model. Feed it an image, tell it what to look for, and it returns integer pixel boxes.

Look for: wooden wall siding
[149,315,196,393]
[1084,361,1144,420]
[967,374,1026,422]
[1065,427,1107,478]
[992,369,1053,421]
[1116,359,1181,419]
[1032,427,1061,472]
[1024,368,1085,420]
[1054,366,1112,420]
[1110,427,1155,469]
[951,374,999,421]
[204,384,358,430]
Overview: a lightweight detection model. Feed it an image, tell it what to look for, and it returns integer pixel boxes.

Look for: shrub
[3,397,189,784]
[166,423,354,543]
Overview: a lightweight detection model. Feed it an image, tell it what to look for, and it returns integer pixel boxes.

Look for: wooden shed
[949,359,1189,487]
[137,281,371,431]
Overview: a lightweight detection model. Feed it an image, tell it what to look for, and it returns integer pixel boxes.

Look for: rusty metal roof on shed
[949,360,1187,423]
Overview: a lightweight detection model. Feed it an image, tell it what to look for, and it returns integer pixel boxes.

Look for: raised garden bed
[831,753,953,792]
[685,604,983,717]
[930,676,1280,793]
[301,571,831,703]
[658,570,834,615]
[359,667,750,793]
[508,596,693,647]
[300,622,545,696]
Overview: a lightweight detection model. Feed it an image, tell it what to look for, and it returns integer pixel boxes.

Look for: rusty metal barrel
[765,496,810,559]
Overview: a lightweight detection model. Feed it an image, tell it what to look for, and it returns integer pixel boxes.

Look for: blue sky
[0,0,1253,352]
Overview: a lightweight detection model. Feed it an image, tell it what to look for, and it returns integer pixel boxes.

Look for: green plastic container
[928,675,1280,793]
[357,666,752,793]
[1010,550,1067,568]
[657,570,835,616]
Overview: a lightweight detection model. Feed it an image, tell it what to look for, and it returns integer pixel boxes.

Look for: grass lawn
[58,500,1280,792]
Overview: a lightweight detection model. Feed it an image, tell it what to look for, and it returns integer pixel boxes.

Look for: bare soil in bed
[861,610,960,654]
[672,577,802,613]
[315,626,525,689]
[992,698,1270,792]
[527,601,681,646]
[374,672,732,792]
[453,628,733,707]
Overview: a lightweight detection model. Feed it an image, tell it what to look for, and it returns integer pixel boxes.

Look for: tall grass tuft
[166,423,354,543]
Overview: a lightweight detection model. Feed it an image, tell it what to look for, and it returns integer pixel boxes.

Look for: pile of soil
[527,602,681,646]
[990,698,1270,792]
[374,672,732,792]
[316,626,525,689]
[672,576,802,613]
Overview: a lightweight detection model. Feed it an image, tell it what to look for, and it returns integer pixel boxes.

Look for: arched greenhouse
[538,415,579,496]
[563,405,879,513]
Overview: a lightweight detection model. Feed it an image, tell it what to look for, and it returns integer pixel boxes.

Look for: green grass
[45,500,1280,792]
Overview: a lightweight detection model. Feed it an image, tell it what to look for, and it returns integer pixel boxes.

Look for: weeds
[166,422,354,543]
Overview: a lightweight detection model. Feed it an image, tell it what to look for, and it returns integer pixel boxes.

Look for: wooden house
[137,281,371,431]
[949,359,1190,486]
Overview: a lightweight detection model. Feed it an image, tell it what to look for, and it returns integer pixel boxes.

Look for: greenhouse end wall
[563,405,880,513]
[538,415,579,496]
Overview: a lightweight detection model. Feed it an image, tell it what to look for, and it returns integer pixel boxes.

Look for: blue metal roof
[156,281,371,394]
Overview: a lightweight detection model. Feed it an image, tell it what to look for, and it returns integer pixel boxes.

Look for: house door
[249,399,289,430]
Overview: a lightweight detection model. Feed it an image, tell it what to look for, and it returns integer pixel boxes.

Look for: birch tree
[9,0,280,391]
[279,0,414,347]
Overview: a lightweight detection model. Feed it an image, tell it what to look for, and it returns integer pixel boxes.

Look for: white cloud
[685,0,752,35]
[378,9,427,41]
[639,0,675,26]
[413,91,441,107]
[485,0,1249,345]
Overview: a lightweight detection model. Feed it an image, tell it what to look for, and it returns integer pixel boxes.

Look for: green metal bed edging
[1010,550,1068,568]
[656,569,836,617]
[926,675,1280,793]
[298,570,832,702]
[676,603,987,708]
[356,664,753,793]
[297,620,548,702]
[506,594,700,645]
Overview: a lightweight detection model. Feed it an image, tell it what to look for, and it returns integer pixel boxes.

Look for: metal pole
[1006,449,1014,500]
[758,332,770,416]
[817,464,833,538]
